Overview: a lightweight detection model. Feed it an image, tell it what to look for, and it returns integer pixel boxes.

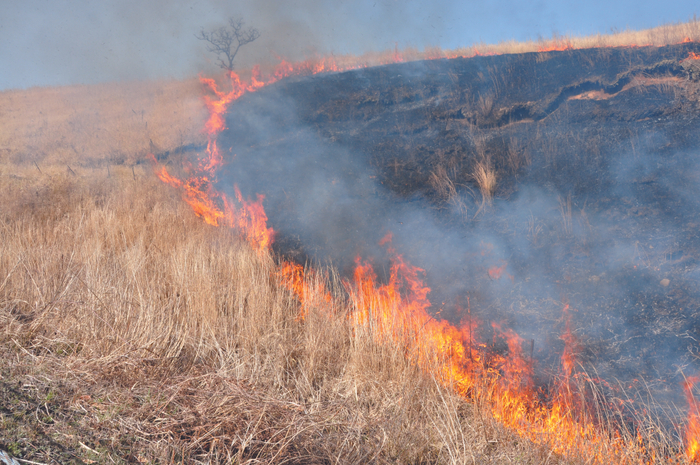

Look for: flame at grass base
[685,377,700,462]
[345,242,614,461]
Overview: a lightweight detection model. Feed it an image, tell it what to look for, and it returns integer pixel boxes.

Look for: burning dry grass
[447,17,700,57]
[3,17,700,462]
[3,15,698,168]
[0,166,567,463]
[243,17,700,73]
[0,164,693,464]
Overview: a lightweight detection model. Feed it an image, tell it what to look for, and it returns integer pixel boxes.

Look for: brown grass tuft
[472,158,497,204]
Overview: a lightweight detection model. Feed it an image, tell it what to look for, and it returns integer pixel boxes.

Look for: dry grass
[0,165,567,463]
[0,79,207,167]
[559,193,573,237]
[429,164,470,220]
[256,17,700,73]
[2,17,699,461]
[472,159,497,205]
[448,16,700,57]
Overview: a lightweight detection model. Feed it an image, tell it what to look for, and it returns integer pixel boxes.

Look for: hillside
[0,78,207,168]
[219,42,700,398]
[3,28,700,464]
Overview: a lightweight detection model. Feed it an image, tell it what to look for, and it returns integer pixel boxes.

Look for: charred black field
[218,43,700,405]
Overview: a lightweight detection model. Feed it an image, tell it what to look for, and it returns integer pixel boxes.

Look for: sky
[1,0,699,90]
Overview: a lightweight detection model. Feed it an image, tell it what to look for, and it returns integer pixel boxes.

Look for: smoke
[2,0,699,89]
[216,47,700,412]
[0,0,453,89]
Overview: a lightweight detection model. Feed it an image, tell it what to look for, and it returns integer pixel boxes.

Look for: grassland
[0,79,207,168]
[1,166,567,463]
[2,19,700,464]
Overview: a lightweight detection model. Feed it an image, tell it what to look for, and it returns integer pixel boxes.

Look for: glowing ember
[538,37,573,52]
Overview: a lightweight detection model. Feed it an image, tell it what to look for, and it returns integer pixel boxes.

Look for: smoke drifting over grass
[216,46,700,416]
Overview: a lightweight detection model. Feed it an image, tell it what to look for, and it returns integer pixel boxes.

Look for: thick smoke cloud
[2,0,699,89]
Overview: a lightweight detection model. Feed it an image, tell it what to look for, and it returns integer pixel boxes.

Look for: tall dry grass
[436,16,700,59]
[0,165,563,463]
[0,165,689,464]
[0,79,207,167]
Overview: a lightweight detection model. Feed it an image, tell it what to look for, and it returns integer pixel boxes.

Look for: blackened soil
[218,43,700,406]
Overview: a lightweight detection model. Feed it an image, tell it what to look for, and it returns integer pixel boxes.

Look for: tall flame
[344,238,667,462]
[686,377,700,462]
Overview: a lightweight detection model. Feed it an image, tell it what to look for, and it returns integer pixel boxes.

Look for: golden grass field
[1,19,700,464]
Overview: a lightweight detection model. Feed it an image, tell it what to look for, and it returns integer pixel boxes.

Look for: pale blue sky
[1,0,698,89]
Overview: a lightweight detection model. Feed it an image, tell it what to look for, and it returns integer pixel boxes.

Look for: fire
[278,261,333,319]
[148,53,390,251]
[149,38,700,462]
[344,241,672,462]
[560,304,578,383]
[488,262,507,279]
[538,36,573,52]
[685,377,700,462]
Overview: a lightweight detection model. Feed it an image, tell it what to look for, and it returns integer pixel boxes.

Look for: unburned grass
[473,159,497,205]
[0,79,207,168]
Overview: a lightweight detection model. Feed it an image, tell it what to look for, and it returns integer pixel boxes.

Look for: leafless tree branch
[197,17,260,71]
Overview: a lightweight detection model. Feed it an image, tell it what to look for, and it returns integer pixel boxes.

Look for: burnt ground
[216,43,700,411]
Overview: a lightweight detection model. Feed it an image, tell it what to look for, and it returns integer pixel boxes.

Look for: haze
[1,0,698,90]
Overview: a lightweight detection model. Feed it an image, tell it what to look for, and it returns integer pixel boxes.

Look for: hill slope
[218,42,700,404]
[3,37,700,463]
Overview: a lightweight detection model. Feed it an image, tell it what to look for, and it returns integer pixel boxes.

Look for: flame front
[345,243,618,460]
[686,377,700,462]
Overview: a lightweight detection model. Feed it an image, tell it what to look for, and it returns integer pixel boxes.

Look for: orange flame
[538,36,574,52]
[344,238,667,461]
[278,261,333,320]
[685,377,700,462]
[683,52,700,62]
[560,304,578,383]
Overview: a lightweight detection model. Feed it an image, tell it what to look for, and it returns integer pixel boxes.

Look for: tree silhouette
[197,17,260,72]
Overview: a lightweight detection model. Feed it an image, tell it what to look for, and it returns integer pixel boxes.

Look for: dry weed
[559,193,573,237]
[429,164,469,220]
[473,158,497,204]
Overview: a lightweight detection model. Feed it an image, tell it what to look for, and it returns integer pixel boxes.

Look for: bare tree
[197,17,260,71]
